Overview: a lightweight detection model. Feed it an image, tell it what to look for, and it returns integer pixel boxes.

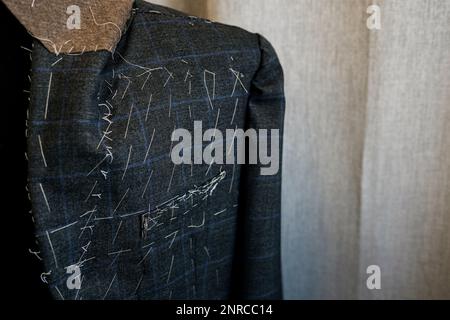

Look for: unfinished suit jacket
[23,0,285,300]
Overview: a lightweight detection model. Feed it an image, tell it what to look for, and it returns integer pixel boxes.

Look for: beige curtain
[150,0,450,299]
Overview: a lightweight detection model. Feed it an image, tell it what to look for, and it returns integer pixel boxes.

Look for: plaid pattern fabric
[27,0,285,300]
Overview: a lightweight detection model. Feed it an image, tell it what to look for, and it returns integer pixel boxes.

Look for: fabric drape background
[150,0,450,299]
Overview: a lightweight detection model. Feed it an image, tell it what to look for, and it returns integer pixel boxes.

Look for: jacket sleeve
[232,34,286,300]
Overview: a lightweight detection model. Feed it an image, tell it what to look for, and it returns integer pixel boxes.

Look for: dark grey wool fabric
[27,0,285,300]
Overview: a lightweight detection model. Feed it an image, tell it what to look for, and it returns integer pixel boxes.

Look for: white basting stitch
[46,231,58,268]
[84,181,98,202]
[230,68,248,96]
[50,221,79,234]
[167,164,176,193]
[39,183,51,213]
[213,209,227,216]
[143,128,156,164]
[167,255,175,284]
[80,206,97,218]
[89,6,122,42]
[189,211,205,228]
[112,220,123,245]
[204,70,216,110]
[113,188,130,214]
[165,230,179,249]
[229,165,235,193]
[122,145,133,181]
[204,246,210,259]
[138,246,153,265]
[54,286,65,300]
[103,273,117,300]
[163,67,174,87]
[231,98,239,124]
[124,104,134,139]
[134,274,144,294]
[108,249,131,256]
[141,170,154,199]
[44,72,52,120]
[145,94,153,122]
[37,135,48,167]
[51,57,63,66]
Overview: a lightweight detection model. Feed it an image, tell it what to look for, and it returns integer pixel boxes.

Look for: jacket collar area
[3,0,134,55]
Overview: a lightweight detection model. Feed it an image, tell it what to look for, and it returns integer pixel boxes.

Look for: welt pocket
[141,170,226,238]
